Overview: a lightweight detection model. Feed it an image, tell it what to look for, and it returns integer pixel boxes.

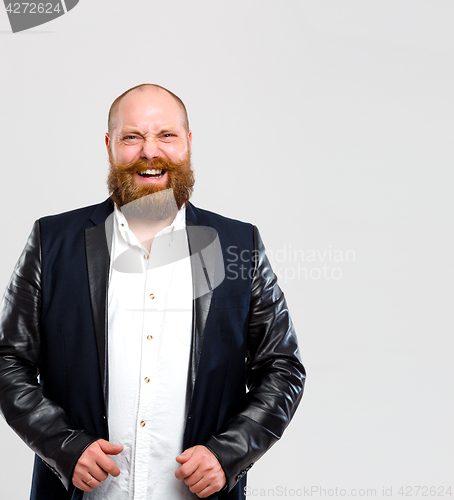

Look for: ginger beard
[107,152,195,221]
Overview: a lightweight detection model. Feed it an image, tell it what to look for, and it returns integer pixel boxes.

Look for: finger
[176,460,199,480]
[176,448,201,479]
[73,474,101,492]
[85,473,101,489]
[196,484,218,499]
[97,439,124,456]
[176,446,195,464]
[189,474,225,498]
[72,468,91,486]
[187,475,211,496]
[96,454,121,477]
[73,450,119,479]
[185,467,225,495]
[73,479,92,492]
[175,463,187,480]
[87,464,109,483]
[88,478,101,490]
[183,468,204,487]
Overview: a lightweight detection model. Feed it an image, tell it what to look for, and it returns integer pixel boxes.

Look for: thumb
[176,446,195,464]
[97,439,124,455]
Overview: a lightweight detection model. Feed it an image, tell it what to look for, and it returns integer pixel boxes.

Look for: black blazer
[0,199,305,500]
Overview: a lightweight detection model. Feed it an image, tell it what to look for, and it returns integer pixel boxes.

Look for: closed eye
[161,133,178,142]
[122,135,142,144]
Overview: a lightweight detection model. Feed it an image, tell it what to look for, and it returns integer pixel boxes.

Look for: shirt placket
[133,243,164,499]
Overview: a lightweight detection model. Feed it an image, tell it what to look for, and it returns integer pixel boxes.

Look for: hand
[175,445,226,498]
[72,439,123,492]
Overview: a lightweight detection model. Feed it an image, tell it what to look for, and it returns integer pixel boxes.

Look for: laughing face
[106,86,194,220]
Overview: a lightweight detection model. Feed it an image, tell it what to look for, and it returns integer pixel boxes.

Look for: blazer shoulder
[188,203,255,233]
[39,199,113,231]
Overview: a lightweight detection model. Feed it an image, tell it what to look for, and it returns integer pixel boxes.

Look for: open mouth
[137,168,165,179]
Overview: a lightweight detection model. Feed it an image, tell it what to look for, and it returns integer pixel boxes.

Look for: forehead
[114,87,186,132]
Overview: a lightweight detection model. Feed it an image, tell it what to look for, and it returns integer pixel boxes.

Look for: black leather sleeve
[0,221,98,490]
[204,226,306,491]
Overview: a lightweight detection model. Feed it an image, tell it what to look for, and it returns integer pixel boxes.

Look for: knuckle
[104,461,115,472]
[79,458,89,468]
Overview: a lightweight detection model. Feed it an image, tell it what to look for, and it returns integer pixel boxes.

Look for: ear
[188,130,193,147]
[104,132,111,158]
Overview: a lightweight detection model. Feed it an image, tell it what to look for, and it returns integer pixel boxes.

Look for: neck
[126,213,176,253]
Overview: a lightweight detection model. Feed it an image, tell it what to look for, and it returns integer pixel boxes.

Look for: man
[0,84,305,500]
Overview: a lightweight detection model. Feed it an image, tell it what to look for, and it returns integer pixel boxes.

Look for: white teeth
[140,169,162,175]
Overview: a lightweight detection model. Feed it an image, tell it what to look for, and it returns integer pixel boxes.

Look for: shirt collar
[113,203,186,248]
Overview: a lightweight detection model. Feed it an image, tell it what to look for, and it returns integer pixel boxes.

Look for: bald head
[108,84,189,135]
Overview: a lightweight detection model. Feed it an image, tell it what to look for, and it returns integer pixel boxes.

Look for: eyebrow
[119,127,179,136]
[118,129,142,137]
[156,128,179,135]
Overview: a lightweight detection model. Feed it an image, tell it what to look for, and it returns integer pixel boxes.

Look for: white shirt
[85,205,195,500]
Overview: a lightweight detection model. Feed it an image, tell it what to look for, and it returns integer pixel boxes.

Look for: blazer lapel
[185,204,224,403]
[84,199,114,411]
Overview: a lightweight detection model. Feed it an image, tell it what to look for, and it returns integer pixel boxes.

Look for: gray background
[0,1,453,498]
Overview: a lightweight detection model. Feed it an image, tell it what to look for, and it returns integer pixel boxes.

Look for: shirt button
[147,335,153,341]
[149,293,155,300]
[144,377,150,383]
[144,254,149,260]
[140,421,146,427]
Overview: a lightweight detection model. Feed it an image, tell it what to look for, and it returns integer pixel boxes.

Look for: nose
[141,137,161,160]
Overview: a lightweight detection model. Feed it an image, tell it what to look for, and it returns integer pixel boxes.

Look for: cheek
[113,146,140,164]
[164,143,189,161]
